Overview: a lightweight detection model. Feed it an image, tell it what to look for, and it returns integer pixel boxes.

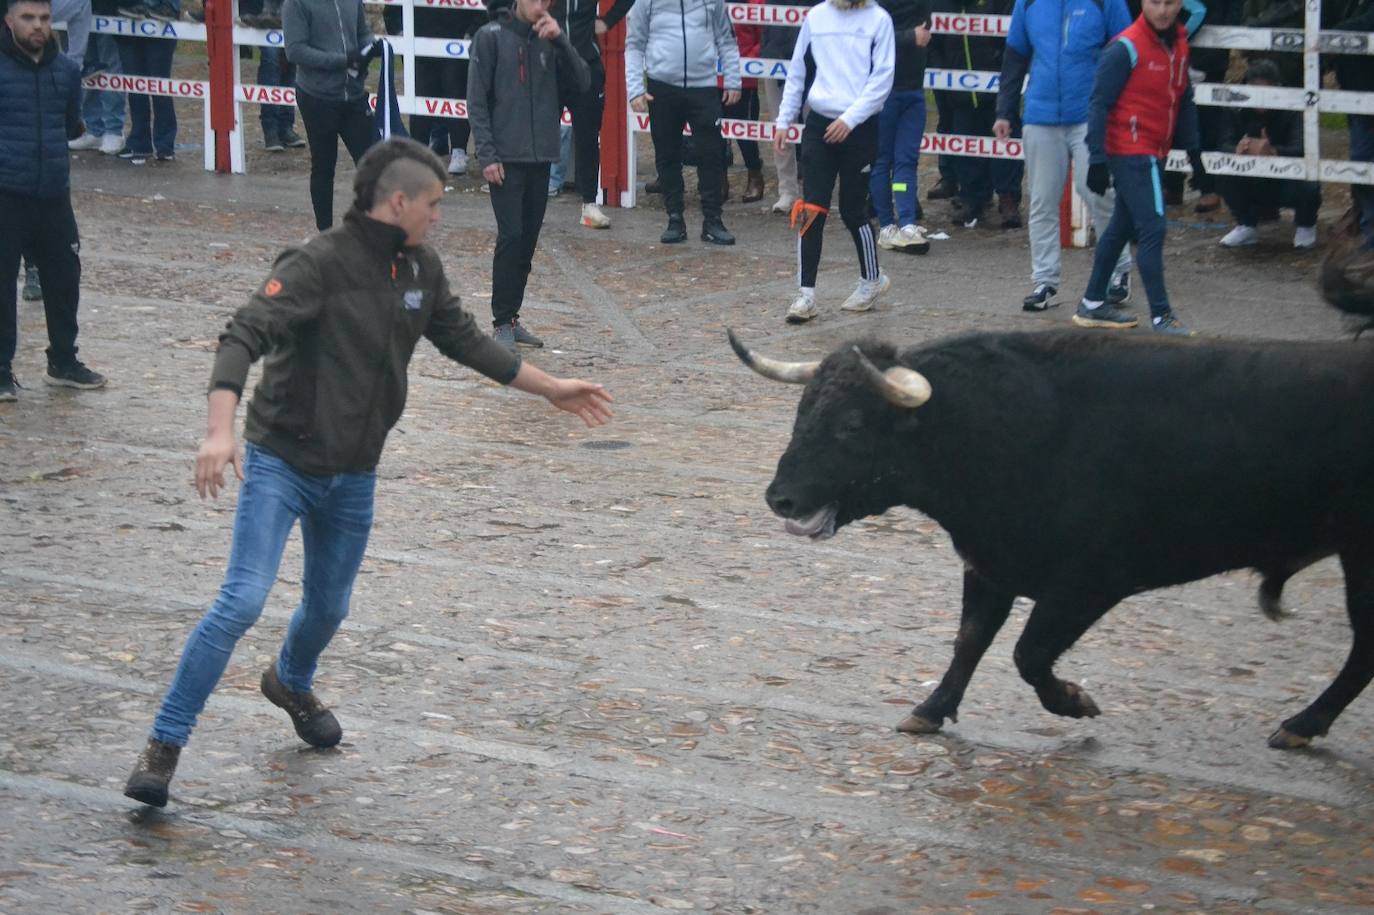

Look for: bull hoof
[1049,682,1101,719]
[1267,726,1311,750]
[895,713,942,734]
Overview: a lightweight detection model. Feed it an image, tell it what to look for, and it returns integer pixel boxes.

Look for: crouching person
[124,139,613,808]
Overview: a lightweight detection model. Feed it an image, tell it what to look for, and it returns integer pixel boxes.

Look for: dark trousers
[568,58,606,203]
[951,100,1022,214]
[1,192,82,370]
[646,79,724,219]
[1221,175,1322,228]
[296,91,374,230]
[411,56,471,152]
[489,161,552,326]
[797,111,879,289]
[1351,115,1374,248]
[258,47,296,134]
[722,88,762,171]
[934,86,956,184]
[1086,155,1170,319]
[116,36,177,156]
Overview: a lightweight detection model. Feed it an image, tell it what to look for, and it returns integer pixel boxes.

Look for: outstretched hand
[545,379,614,427]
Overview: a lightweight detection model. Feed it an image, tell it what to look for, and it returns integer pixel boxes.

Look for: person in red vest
[1073,0,1200,336]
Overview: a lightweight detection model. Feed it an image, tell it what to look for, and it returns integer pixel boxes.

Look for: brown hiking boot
[998,193,1022,229]
[124,738,181,807]
[260,665,343,748]
[742,167,765,203]
[927,176,958,200]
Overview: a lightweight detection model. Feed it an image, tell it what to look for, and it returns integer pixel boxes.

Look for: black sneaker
[155,150,176,162]
[0,369,17,403]
[144,0,179,21]
[281,129,306,148]
[261,665,343,748]
[118,146,150,165]
[1107,272,1131,305]
[263,130,284,151]
[1072,300,1138,329]
[45,360,107,389]
[511,319,544,347]
[701,216,735,246]
[1021,283,1058,312]
[661,213,687,244]
[645,178,662,195]
[21,265,42,302]
[124,737,181,808]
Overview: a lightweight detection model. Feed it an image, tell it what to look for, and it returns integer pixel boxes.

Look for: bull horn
[727,328,819,384]
[853,346,932,409]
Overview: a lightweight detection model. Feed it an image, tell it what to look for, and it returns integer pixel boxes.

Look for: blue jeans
[1086,155,1170,319]
[82,35,124,137]
[151,445,376,747]
[870,89,925,227]
[1351,115,1374,250]
[115,36,178,156]
[549,123,573,192]
[258,47,296,134]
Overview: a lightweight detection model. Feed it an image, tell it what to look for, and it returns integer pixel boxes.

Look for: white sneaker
[785,290,818,324]
[772,195,796,215]
[68,133,103,151]
[580,202,611,229]
[448,149,468,175]
[1293,225,1318,249]
[894,224,930,254]
[877,225,899,250]
[1219,225,1259,247]
[99,133,124,155]
[841,272,891,313]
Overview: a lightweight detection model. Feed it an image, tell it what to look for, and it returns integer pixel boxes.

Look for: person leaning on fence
[773,0,894,324]
[122,138,614,810]
[283,0,376,230]
[1215,58,1322,251]
[995,0,1133,313]
[625,0,742,246]
[552,0,633,228]
[1,0,106,402]
[1074,0,1200,336]
[871,0,932,255]
[467,0,589,351]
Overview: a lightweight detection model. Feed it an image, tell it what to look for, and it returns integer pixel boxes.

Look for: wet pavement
[3,147,1374,914]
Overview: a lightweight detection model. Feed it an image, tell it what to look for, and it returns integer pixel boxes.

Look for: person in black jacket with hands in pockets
[468,0,589,351]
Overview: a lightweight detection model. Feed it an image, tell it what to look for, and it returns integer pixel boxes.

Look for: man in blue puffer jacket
[994,0,1133,313]
[1,0,105,401]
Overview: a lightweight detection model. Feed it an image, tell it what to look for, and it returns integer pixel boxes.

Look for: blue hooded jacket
[995,0,1132,126]
[0,27,82,198]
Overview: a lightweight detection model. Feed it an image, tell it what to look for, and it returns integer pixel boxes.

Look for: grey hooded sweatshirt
[283,0,372,101]
[624,0,741,99]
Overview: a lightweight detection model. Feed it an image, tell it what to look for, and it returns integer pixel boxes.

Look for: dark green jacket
[210,210,521,475]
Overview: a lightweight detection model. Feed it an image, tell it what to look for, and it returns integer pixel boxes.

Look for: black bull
[729,327,1374,749]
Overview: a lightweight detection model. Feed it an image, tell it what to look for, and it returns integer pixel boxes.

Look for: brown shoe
[998,192,1022,229]
[124,738,181,807]
[742,167,765,203]
[927,177,958,200]
[261,665,343,748]
[1195,192,1221,213]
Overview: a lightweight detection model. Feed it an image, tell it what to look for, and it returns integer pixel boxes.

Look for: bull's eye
[835,410,867,440]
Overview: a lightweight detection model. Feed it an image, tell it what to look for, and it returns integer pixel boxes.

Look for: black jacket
[210,211,521,475]
[928,0,1011,105]
[555,0,634,60]
[1224,105,1305,158]
[759,0,811,61]
[881,0,932,92]
[467,9,590,167]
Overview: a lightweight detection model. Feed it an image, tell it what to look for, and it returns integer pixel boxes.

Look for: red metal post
[205,0,236,173]
[1059,171,1072,248]
[598,0,628,207]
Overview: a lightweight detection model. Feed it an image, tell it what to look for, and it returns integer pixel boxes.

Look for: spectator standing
[67,0,123,156]
[283,0,375,230]
[720,0,764,204]
[1215,59,1321,250]
[239,0,304,151]
[758,0,807,213]
[114,0,178,163]
[773,0,894,324]
[1074,0,1200,335]
[625,0,742,245]
[929,0,1022,229]
[122,139,613,809]
[2,0,106,401]
[872,0,931,254]
[468,0,589,350]
[553,0,632,227]
[994,0,1132,312]
[409,6,482,175]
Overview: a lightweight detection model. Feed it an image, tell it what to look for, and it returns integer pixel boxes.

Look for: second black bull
[729,327,1374,749]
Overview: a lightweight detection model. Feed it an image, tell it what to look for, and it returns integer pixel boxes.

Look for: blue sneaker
[1072,300,1137,329]
[1151,312,1196,337]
